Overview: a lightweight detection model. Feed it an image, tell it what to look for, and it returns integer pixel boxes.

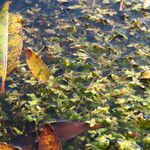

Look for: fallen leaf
[38,124,62,150]
[50,121,102,143]
[7,13,23,75]
[139,70,150,79]
[25,48,51,83]
[0,121,102,149]
[0,1,11,93]
[0,142,19,150]
[0,1,23,93]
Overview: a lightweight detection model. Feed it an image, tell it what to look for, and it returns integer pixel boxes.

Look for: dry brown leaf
[51,121,102,143]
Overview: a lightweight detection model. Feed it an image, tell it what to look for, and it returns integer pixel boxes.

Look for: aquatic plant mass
[0,0,149,149]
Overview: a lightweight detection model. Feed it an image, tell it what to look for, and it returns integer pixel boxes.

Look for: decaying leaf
[48,121,102,143]
[7,13,23,75]
[0,121,102,149]
[38,124,62,150]
[0,142,19,150]
[0,1,22,93]
[139,70,150,79]
[38,122,102,149]
[25,48,51,83]
[51,121,101,142]
[0,1,11,92]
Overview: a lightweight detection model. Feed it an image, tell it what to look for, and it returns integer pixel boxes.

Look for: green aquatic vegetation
[0,0,150,149]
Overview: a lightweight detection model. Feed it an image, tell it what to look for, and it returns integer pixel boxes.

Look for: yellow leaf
[0,1,23,93]
[139,70,150,79]
[7,13,23,75]
[0,1,11,92]
[25,48,51,83]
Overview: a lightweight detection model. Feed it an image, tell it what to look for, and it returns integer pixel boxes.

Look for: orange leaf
[38,124,62,150]
[25,48,51,83]
[0,142,19,150]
